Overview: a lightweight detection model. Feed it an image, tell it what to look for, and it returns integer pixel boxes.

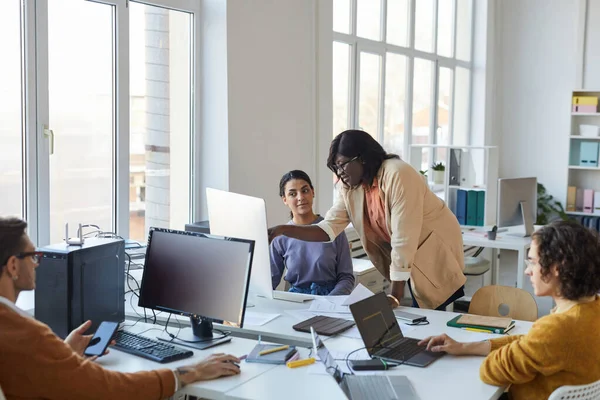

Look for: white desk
[225,347,347,400]
[228,305,532,400]
[462,230,531,289]
[113,296,534,400]
[100,322,279,400]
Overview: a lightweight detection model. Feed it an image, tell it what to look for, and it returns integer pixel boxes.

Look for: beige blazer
[318,158,466,309]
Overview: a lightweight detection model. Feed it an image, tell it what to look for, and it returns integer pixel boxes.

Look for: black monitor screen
[138,228,254,327]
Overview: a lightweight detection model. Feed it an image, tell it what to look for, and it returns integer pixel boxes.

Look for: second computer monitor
[497,177,537,236]
[206,188,273,299]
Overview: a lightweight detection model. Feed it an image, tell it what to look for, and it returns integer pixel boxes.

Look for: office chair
[548,379,600,400]
[469,285,538,322]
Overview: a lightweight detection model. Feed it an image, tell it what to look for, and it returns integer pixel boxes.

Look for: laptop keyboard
[345,375,398,400]
[375,337,423,362]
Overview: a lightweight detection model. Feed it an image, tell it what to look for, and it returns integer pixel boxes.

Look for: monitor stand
[157,315,231,350]
[505,201,534,238]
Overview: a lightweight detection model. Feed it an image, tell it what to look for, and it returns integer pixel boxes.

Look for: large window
[333,0,474,160]
[0,0,198,246]
[129,3,192,242]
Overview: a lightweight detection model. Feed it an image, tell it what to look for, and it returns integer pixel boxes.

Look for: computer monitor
[206,188,273,299]
[497,177,537,237]
[138,228,254,350]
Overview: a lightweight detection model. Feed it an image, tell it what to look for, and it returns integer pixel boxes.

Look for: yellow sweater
[480,296,600,400]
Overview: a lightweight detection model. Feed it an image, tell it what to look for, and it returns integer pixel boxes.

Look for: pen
[462,327,493,333]
[286,357,316,368]
[259,345,289,356]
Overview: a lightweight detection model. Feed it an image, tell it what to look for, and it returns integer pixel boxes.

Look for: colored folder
[466,191,478,226]
[246,344,297,364]
[456,190,468,225]
[476,191,485,226]
[567,186,576,212]
[584,189,594,213]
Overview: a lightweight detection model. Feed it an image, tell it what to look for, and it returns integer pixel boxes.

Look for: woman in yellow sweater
[419,220,600,400]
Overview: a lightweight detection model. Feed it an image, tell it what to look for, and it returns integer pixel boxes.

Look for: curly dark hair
[0,217,28,268]
[532,220,600,300]
[326,130,399,186]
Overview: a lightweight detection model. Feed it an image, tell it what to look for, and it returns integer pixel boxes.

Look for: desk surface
[100,322,279,400]
[117,295,533,400]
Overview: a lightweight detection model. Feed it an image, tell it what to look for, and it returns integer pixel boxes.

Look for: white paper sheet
[243,311,280,326]
[341,283,374,306]
[308,297,351,314]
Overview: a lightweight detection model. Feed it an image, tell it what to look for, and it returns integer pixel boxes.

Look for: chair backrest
[548,379,600,400]
[468,285,538,322]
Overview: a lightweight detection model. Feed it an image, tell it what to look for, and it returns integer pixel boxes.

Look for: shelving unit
[567,90,600,215]
[408,144,499,227]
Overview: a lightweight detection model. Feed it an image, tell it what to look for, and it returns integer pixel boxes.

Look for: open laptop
[349,292,444,368]
[310,327,420,400]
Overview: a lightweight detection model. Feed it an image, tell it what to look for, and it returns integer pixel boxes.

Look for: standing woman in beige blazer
[269,130,466,310]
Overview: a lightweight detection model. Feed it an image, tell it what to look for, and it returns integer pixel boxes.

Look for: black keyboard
[375,337,423,362]
[113,330,194,363]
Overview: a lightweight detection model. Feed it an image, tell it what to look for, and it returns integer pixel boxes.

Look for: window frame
[23,0,200,245]
[333,0,475,158]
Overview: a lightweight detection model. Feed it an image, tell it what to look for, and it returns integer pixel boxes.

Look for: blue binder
[456,190,468,225]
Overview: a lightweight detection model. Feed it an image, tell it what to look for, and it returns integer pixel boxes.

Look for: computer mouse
[225,360,240,368]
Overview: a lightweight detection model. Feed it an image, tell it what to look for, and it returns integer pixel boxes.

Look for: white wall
[493,1,582,204]
[198,0,331,226]
[226,0,318,226]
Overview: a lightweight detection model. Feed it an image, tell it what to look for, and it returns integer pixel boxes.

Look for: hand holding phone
[84,321,119,357]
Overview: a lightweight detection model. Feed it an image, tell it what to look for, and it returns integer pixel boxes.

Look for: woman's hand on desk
[418,334,491,356]
[174,353,241,388]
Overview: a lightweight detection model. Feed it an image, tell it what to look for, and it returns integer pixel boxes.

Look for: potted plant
[536,183,568,227]
[419,170,428,183]
[431,162,445,184]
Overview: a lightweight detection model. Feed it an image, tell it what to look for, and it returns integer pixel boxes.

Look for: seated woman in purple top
[270,170,355,296]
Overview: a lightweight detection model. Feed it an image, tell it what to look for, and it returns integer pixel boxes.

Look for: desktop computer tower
[35,238,125,338]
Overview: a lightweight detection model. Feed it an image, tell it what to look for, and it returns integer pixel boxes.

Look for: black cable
[404,319,430,326]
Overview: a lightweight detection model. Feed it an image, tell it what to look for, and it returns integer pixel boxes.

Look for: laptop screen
[310,328,344,383]
[349,292,404,354]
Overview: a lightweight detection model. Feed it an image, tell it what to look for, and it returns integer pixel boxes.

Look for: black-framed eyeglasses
[334,156,359,174]
[15,251,44,264]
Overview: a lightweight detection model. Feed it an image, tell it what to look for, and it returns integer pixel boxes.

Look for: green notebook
[447,314,515,334]
[245,344,297,365]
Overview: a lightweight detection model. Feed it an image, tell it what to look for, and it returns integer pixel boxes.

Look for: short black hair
[326,130,399,186]
[532,220,600,300]
[0,217,28,268]
[278,170,314,197]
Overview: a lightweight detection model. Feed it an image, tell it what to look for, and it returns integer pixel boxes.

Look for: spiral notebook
[245,344,298,365]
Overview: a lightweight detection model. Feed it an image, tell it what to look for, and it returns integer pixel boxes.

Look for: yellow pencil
[259,345,289,356]
[462,327,493,333]
[287,357,316,368]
